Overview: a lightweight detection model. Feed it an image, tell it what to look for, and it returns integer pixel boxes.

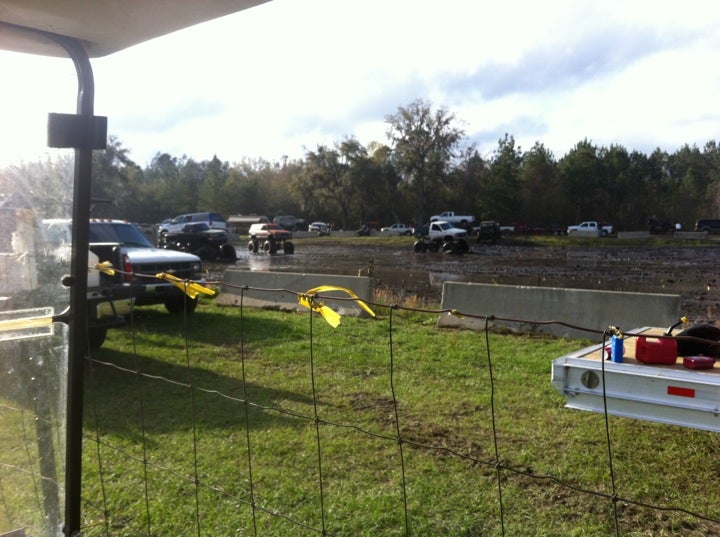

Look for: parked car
[44,218,205,347]
[648,217,673,234]
[380,223,414,236]
[429,211,475,228]
[474,220,501,244]
[273,215,306,231]
[157,211,227,241]
[159,222,236,260]
[566,221,614,237]
[308,221,331,235]
[694,219,720,233]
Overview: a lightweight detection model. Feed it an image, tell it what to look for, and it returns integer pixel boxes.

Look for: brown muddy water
[207,237,720,324]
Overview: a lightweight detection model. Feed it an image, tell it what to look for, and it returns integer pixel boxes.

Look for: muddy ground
[210,237,720,326]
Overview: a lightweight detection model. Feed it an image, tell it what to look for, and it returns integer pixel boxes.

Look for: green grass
[17,298,720,536]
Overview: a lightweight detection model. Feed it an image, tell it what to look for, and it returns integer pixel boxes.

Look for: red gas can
[635,336,678,364]
[683,355,715,370]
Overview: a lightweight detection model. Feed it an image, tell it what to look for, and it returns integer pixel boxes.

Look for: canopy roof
[0,0,269,57]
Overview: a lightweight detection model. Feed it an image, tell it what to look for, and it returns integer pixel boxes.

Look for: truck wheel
[222,244,237,260]
[263,240,272,253]
[165,295,198,315]
[413,240,427,253]
[87,327,107,350]
[284,241,295,254]
[442,240,454,253]
[196,246,214,260]
[248,240,258,253]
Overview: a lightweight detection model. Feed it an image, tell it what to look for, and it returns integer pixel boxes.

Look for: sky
[1,0,720,168]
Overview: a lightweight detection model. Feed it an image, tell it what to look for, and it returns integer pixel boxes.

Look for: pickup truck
[248,222,295,254]
[380,223,414,236]
[413,220,469,253]
[429,211,475,228]
[43,218,205,348]
[566,221,614,237]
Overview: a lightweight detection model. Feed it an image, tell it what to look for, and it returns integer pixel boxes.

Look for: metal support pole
[46,35,97,537]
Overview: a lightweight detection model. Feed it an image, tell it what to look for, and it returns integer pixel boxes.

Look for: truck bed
[551,327,719,432]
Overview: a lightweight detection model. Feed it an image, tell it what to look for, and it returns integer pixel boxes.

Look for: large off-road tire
[248,240,258,253]
[222,243,237,260]
[284,241,295,254]
[413,240,427,253]
[263,240,272,253]
[164,295,198,315]
[196,246,214,260]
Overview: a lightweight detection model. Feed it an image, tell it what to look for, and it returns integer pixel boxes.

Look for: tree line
[3,98,720,231]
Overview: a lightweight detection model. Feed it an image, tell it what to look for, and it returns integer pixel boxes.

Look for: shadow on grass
[84,305,315,444]
[116,301,301,347]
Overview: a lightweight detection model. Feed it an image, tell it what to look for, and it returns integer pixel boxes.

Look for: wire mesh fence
[66,283,720,537]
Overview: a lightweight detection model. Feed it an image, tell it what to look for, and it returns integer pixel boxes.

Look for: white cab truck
[566,221,614,237]
[380,223,414,236]
[429,211,475,228]
[413,220,469,253]
[43,219,204,348]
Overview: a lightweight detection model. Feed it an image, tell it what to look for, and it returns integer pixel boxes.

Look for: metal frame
[42,32,104,536]
[552,327,720,433]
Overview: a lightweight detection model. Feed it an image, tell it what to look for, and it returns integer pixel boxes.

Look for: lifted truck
[159,222,237,261]
[413,220,470,254]
[248,222,295,254]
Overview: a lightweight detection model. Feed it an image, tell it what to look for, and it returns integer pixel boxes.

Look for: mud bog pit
[209,240,720,325]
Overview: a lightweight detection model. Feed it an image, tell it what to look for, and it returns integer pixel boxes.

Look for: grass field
[67,296,720,537]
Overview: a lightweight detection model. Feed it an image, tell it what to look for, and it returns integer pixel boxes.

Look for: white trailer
[551,327,720,432]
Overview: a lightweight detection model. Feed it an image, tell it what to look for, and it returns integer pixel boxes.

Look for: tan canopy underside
[0,0,269,57]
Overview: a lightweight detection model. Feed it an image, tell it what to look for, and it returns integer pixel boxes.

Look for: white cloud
[2,0,720,167]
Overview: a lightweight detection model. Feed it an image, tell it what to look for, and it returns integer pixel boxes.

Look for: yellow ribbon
[298,285,376,328]
[156,273,216,299]
[95,261,116,276]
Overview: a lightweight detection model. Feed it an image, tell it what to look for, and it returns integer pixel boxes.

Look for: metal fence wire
[70,283,720,537]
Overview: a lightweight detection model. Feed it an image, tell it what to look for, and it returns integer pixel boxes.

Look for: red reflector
[123,253,132,282]
[667,386,695,398]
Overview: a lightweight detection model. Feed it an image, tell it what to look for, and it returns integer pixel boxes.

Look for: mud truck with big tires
[159,221,237,261]
[413,220,470,254]
[248,222,295,254]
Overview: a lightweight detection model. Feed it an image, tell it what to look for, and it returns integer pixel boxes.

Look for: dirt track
[216,237,720,326]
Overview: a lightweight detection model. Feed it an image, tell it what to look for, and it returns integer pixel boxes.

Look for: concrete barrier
[674,231,709,240]
[218,269,375,317]
[437,282,681,339]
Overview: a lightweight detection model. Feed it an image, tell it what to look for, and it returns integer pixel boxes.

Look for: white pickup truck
[413,221,469,253]
[429,211,475,228]
[380,223,414,236]
[43,218,204,348]
[566,221,614,237]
